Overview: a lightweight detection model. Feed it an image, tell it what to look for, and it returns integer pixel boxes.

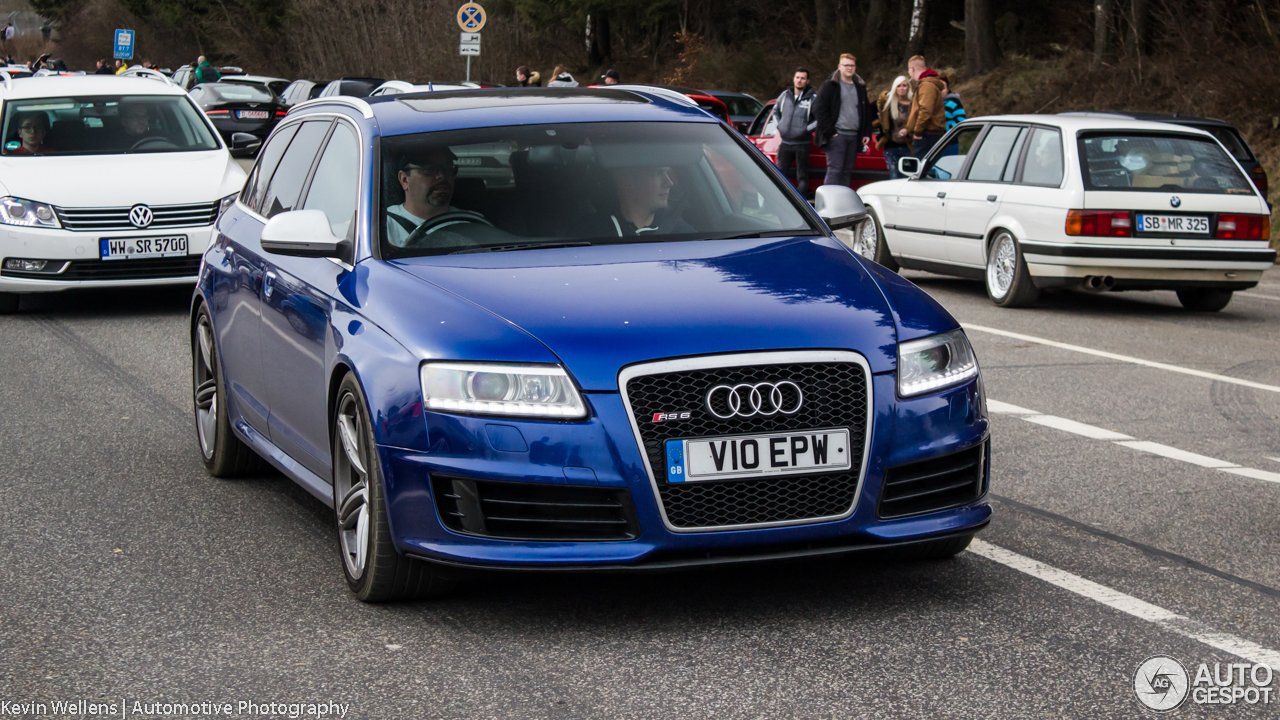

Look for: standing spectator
[2,23,14,47]
[546,66,578,87]
[515,66,541,87]
[114,59,128,75]
[193,55,221,84]
[601,69,620,85]
[774,67,817,195]
[904,55,946,159]
[939,75,966,131]
[814,53,874,189]
[876,75,914,179]
[40,21,52,43]
[94,59,114,75]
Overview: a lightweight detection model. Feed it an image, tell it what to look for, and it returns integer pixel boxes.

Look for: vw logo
[128,204,154,228]
[706,381,803,419]
[1169,196,1181,208]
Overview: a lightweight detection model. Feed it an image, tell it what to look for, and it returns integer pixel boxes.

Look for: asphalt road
[2,263,1278,719]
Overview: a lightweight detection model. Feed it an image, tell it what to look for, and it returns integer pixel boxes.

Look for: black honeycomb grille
[625,360,869,529]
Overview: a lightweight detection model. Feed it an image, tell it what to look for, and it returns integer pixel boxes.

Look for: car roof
[0,75,188,99]
[222,74,289,84]
[960,113,1217,138]
[700,89,757,100]
[300,87,719,135]
[1057,110,1235,129]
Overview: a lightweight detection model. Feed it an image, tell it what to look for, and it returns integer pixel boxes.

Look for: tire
[1177,289,1233,312]
[192,305,266,477]
[852,210,899,272]
[894,533,975,561]
[333,373,455,602]
[0,292,18,314]
[985,231,1040,308]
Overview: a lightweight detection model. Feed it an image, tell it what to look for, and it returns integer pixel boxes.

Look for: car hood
[393,236,900,391]
[0,151,245,207]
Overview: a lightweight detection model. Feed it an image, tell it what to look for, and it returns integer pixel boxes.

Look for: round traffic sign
[457,3,486,32]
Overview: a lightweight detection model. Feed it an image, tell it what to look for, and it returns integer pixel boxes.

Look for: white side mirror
[898,156,921,178]
[260,209,348,260]
[813,185,867,230]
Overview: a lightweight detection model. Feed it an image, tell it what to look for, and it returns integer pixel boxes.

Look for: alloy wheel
[335,393,371,580]
[986,234,1016,300]
[853,219,879,261]
[194,317,218,460]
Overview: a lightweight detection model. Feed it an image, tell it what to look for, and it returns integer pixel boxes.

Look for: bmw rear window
[1078,133,1255,194]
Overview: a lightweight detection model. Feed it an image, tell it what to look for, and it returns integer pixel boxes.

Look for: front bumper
[379,373,991,569]
[0,225,214,293]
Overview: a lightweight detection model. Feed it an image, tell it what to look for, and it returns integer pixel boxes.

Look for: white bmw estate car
[0,74,250,313]
[855,114,1275,310]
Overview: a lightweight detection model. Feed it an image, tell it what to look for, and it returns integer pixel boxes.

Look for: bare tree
[905,0,926,60]
[863,0,886,58]
[964,0,999,75]
[1092,0,1112,72]
[814,0,833,51]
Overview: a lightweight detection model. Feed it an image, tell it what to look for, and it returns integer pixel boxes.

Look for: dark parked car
[188,82,285,154]
[317,77,385,99]
[279,79,328,107]
[701,89,764,132]
[1061,111,1268,195]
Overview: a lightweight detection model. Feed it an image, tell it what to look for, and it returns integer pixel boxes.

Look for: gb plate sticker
[665,440,686,483]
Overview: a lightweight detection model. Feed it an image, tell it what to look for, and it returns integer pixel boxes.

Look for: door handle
[936,192,947,199]
[987,195,998,202]
[263,271,276,300]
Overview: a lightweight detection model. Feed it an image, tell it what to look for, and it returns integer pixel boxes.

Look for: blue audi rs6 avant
[192,87,991,601]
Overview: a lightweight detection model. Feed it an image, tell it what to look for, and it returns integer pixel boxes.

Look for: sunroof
[398,88,649,113]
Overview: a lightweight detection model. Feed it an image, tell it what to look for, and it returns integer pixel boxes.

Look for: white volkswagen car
[0,74,249,313]
[855,114,1275,310]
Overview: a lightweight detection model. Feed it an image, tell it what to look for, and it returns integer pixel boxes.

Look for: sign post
[456,3,485,82]
[113,29,135,61]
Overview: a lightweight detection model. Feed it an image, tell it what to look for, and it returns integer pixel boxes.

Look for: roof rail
[289,95,375,119]
[610,85,698,109]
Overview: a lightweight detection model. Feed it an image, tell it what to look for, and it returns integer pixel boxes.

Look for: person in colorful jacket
[939,75,967,131]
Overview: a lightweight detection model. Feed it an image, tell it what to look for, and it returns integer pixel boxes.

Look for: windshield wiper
[703,229,813,241]
[449,241,593,255]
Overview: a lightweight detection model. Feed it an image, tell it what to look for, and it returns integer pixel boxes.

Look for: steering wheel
[130,137,180,151]
[403,210,494,248]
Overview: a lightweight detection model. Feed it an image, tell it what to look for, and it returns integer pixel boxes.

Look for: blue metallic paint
[196,89,990,572]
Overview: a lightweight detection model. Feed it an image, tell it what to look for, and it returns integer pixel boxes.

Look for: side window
[1002,129,1029,182]
[924,126,982,180]
[260,121,331,219]
[301,123,360,239]
[1021,128,1064,186]
[242,123,299,210]
[966,126,1024,182]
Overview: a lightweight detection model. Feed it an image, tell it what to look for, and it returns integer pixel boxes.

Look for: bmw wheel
[985,231,1040,308]
[1176,289,1233,312]
[333,373,455,602]
[854,211,899,272]
[0,292,18,314]
[192,305,264,476]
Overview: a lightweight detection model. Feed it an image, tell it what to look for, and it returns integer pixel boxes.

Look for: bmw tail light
[1065,210,1132,237]
[1215,214,1270,240]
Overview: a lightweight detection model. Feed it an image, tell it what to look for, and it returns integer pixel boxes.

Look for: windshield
[380,121,816,258]
[719,96,763,117]
[2,95,220,156]
[1079,133,1253,194]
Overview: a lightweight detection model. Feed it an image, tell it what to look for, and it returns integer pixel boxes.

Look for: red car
[746,98,888,191]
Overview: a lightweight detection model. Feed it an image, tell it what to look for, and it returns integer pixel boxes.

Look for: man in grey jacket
[774,68,817,195]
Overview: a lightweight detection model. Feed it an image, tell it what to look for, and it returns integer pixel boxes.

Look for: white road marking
[970,540,1280,667]
[988,399,1279,486]
[1238,292,1280,302]
[964,324,1280,394]
[1221,467,1280,485]
[1114,441,1241,469]
[1024,414,1134,440]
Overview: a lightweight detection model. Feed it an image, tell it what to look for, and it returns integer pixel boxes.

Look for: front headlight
[217,193,237,220]
[420,362,587,418]
[0,197,60,228]
[897,329,978,397]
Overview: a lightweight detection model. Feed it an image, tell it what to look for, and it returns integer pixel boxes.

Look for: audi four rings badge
[129,204,154,228]
[706,381,803,419]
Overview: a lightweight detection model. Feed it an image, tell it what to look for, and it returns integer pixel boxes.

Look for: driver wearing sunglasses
[387,146,463,247]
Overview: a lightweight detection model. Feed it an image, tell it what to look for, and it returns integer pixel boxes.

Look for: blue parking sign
[113,29,134,60]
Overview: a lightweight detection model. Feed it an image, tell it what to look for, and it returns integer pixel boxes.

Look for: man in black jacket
[814,53,875,189]
[773,68,816,195]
